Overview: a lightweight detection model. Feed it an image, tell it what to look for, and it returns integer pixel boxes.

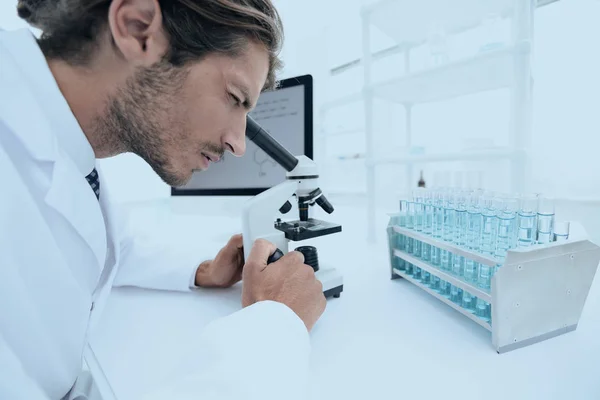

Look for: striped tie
[85,168,100,200]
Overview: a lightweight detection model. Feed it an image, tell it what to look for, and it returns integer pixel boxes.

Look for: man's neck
[47,58,126,158]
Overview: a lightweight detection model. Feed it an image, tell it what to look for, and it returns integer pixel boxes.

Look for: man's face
[98,41,269,187]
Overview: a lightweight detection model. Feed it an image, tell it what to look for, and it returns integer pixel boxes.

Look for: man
[0,0,326,399]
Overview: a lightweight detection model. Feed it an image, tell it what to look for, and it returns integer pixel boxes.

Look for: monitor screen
[171,74,313,196]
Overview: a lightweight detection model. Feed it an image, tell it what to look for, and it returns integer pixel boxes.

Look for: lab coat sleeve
[112,229,203,292]
[109,203,210,292]
[0,332,53,400]
[142,300,311,400]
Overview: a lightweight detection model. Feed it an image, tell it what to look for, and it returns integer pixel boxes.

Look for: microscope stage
[275,218,342,241]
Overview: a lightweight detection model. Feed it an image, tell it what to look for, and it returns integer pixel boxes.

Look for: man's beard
[93,61,224,187]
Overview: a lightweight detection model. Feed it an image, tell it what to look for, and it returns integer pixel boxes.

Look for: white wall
[2,0,599,205]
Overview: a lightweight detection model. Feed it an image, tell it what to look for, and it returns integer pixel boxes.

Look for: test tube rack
[386,215,600,353]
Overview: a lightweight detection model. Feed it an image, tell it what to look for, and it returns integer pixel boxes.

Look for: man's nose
[223,118,247,157]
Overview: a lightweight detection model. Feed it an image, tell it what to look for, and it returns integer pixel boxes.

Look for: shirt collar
[3,29,96,177]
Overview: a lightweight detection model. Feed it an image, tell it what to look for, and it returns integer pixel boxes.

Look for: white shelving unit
[368,45,521,104]
[369,147,523,167]
[359,0,543,243]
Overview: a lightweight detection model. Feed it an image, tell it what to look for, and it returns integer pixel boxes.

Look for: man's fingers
[229,233,243,249]
[246,239,277,268]
[281,250,304,265]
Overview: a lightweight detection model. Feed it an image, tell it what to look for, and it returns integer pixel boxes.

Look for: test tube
[553,221,570,241]
[450,284,463,304]
[395,200,408,271]
[405,262,413,275]
[438,279,451,297]
[517,194,538,247]
[478,192,498,291]
[536,196,555,244]
[462,291,476,313]
[464,191,483,284]
[429,273,440,291]
[422,190,433,261]
[452,190,468,278]
[409,195,422,280]
[440,191,455,273]
[494,197,518,265]
[405,200,415,255]
[413,189,425,263]
[476,298,491,322]
[431,190,445,267]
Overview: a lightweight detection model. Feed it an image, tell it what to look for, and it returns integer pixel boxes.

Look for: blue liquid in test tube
[464,192,483,284]
[476,193,498,322]
[452,191,468,278]
[441,191,455,273]
[536,196,555,245]
[439,279,450,297]
[412,190,425,281]
[450,284,463,304]
[478,194,498,291]
[420,190,433,285]
[462,292,476,312]
[444,191,464,301]
[518,194,538,247]
[495,197,518,273]
[395,200,408,271]
[424,200,437,288]
[405,200,415,255]
[476,298,489,322]
[422,193,433,263]
[413,189,424,258]
[431,191,444,267]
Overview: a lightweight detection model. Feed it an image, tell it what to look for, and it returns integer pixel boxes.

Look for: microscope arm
[241,179,297,261]
[242,116,304,260]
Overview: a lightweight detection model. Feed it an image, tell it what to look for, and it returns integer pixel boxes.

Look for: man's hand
[195,234,244,288]
[242,239,326,332]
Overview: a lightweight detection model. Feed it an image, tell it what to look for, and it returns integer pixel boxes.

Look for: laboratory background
[2,0,598,232]
[2,0,600,399]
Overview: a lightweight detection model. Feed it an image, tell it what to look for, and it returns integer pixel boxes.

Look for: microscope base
[316,267,343,299]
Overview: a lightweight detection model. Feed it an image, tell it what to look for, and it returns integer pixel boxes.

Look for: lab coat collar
[0,28,96,177]
[0,29,107,271]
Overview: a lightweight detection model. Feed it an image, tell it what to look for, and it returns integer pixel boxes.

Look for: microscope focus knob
[294,246,319,273]
[267,248,285,264]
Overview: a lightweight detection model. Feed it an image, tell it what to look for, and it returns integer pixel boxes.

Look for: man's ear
[107,0,169,66]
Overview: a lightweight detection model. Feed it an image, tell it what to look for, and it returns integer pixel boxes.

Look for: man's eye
[229,93,241,106]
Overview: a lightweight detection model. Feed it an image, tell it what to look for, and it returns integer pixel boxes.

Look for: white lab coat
[0,29,310,400]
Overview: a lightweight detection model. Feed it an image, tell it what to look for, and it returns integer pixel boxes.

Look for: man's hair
[16,0,284,90]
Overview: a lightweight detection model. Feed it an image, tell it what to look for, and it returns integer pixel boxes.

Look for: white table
[91,197,600,400]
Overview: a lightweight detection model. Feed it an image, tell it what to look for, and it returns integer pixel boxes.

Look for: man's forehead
[235,42,270,93]
[230,53,269,105]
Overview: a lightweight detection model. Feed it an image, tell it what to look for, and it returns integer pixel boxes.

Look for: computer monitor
[171,74,313,196]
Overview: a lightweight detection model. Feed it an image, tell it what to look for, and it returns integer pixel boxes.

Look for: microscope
[242,115,343,298]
